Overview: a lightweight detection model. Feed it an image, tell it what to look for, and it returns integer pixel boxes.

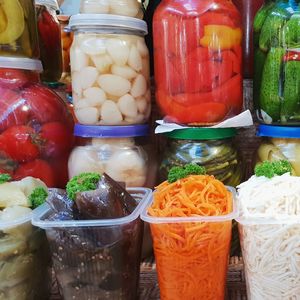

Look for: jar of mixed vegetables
[0,57,74,187]
[68,124,157,188]
[0,0,39,58]
[36,0,63,83]
[254,0,300,124]
[80,0,144,19]
[69,14,151,125]
[160,128,243,187]
[153,0,243,125]
[256,125,300,175]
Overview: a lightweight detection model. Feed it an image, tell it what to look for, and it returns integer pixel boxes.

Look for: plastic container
[0,57,74,188]
[69,14,151,125]
[0,0,39,58]
[32,187,151,300]
[141,187,237,300]
[153,0,243,125]
[254,0,300,124]
[36,0,63,82]
[0,206,51,299]
[68,124,157,188]
[255,125,300,176]
[232,0,264,78]
[160,128,243,187]
[80,0,144,19]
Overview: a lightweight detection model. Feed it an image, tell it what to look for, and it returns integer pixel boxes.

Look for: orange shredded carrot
[148,175,233,300]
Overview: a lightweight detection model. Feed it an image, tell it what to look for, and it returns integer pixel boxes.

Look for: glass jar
[254,0,300,125]
[256,125,300,175]
[160,128,243,187]
[232,0,264,78]
[0,0,39,58]
[153,0,243,125]
[0,57,74,188]
[36,0,63,83]
[69,14,151,125]
[80,0,144,19]
[68,124,157,188]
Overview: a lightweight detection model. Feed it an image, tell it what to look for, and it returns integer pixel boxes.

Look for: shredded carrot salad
[149,175,233,300]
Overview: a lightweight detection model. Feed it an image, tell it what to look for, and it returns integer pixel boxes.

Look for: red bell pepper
[200,12,236,28]
[283,51,300,62]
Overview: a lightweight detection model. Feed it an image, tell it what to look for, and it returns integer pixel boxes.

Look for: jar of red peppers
[153,0,243,125]
[0,57,74,187]
[36,0,63,83]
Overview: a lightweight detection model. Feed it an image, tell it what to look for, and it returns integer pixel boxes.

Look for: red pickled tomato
[40,122,73,158]
[14,159,55,187]
[0,88,30,132]
[0,69,30,89]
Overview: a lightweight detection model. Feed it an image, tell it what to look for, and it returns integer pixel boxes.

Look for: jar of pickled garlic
[153,0,243,125]
[36,0,63,82]
[80,0,144,19]
[0,0,39,58]
[0,57,74,188]
[160,128,243,187]
[69,14,151,125]
[68,124,157,188]
[256,125,300,175]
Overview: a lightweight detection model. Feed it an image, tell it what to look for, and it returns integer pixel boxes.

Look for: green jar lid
[165,128,237,140]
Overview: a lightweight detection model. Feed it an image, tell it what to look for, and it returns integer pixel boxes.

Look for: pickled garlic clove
[105,149,147,187]
[91,137,135,147]
[109,0,140,17]
[76,99,90,109]
[101,100,123,124]
[118,94,138,118]
[76,107,99,124]
[83,87,106,106]
[72,71,82,95]
[91,54,113,73]
[136,97,148,114]
[131,74,147,98]
[128,45,142,72]
[125,114,145,125]
[70,47,89,72]
[80,37,106,56]
[98,74,131,97]
[145,89,151,102]
[141,58,150,81]
[106,38,130,66]
[81,0,110,13]
[136,39,149,58]
[79,67,99,89]
[111,65,137,80]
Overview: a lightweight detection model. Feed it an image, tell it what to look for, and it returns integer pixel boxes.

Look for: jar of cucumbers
[0,0,39,58]
[256,125,300,175]
[159,128,243,187]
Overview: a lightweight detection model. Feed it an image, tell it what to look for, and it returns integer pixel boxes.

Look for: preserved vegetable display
[69,14,151,125]
[0,0,39,58]
[153,0,243,124]
[80,0,144,19]
[0,57,74,188]
[254,0,300,124]
[36,0,63,82]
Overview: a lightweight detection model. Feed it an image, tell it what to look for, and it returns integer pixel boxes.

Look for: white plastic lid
[35,0,59,10]
[0,57,43,72]
[69,14,148,35]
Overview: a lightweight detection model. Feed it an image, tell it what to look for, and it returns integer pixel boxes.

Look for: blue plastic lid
[257,125,300,138]
[74,124,150,138]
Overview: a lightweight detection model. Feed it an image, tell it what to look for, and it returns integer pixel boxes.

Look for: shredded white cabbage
[237,173,300,299]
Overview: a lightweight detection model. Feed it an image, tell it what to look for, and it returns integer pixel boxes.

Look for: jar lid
[258,125,300,138]
[35,0,59,10]
[0,57,43,72]
[165,128,237,140]
[74,124,150,138]
[69,14,148,35]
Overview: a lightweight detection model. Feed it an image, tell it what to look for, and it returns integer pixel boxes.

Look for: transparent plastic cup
[0,206,51,299]
[141,187,237,300]
[32,188,151,300]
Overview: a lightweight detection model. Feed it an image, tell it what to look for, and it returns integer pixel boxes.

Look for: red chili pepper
[283,51,300,62]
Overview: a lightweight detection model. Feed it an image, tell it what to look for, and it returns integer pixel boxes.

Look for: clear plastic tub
[0,206,51,299]
[32,188,151,300]
[141,187,237,300]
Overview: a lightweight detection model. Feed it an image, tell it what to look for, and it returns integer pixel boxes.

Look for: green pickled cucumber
[282,14,300,47]
[253,0,276,33]
[259,7,290,51]
[259,47,285,122]
[254,49,267,109]
[281,60,300,123]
